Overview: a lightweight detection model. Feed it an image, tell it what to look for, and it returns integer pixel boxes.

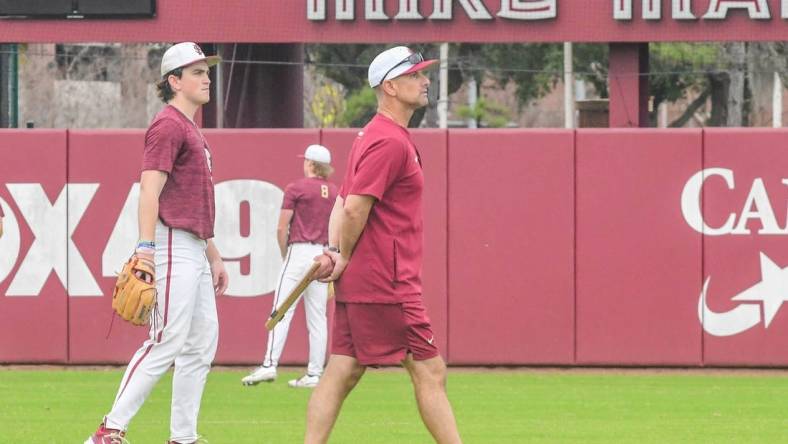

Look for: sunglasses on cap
[377,52,425,86]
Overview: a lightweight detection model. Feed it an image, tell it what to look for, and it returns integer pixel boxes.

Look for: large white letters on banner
[213,180,284,297]
[703,0,771,19]
[498,0,556,20]
[395,0,424,19]
[682,169,788,236]
[0,197,21,285]
[307,0,326,20]
[613,0,633,20]
[366,0,388,20]
[681,169,737,235]
[1,179,287,298]
[731,179,782,234]
[615,0,698,20]
[430,0,493,19]
[5,184,101,296]
[309,0,788,21]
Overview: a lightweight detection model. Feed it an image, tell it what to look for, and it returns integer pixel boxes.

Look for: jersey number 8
[321,184,329,199]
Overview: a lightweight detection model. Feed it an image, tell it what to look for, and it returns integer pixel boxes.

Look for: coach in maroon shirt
[306,47,462,444]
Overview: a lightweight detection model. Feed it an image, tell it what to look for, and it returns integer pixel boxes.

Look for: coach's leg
[304,354,366,444]
[170,263,218,443]
[402,355,462,444]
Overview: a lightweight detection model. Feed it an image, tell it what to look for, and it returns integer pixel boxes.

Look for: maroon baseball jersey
[336,113,424,304]
[282,177,338,245]
[141,105,216,240]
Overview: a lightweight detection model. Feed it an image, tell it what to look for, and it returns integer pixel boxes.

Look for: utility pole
[564,42,574,129]
[438,43,449,129]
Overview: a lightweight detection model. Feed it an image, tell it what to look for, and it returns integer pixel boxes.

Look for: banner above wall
[2,0,788,43]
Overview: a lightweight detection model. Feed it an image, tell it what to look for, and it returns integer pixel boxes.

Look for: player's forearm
[277,228,289,258]
[327,196,344,248]
[205,239,222,264]
[138,186,161,241]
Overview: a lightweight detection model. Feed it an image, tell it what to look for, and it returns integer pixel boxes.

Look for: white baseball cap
[160,42,221,77]
[299,144,331,164]
[368,46,438,88]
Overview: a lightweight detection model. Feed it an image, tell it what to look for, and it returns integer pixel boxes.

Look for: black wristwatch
[327,246,340,254]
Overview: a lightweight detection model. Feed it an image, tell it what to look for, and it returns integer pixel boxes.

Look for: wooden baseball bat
[265,261,321,330]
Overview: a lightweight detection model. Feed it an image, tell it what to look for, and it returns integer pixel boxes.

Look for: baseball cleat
[288,374,320,388]
[241,365,277,385]
[85,423,129,444]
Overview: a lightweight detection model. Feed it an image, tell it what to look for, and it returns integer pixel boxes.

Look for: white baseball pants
[263,242,328,376]
[105,222,218,443]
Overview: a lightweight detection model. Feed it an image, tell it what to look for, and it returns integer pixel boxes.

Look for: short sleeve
[0,204,4,217]
[282,182,299,209]
[347,138,408,200]
[141,117,184,173]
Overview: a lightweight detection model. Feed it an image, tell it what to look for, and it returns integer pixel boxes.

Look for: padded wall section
[448,130,575,364]
[702,130,788,366]
[575,130,703,365]
[0,131,69,363]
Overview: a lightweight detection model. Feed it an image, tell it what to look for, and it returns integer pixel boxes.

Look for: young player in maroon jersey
[86,42,228,444]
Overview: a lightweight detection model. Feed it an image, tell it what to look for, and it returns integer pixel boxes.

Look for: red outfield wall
[1,128,786,366]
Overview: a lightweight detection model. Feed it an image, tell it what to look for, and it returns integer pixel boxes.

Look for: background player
[86,42,228,444]
[306,46,462,443]
[242,144,338,389]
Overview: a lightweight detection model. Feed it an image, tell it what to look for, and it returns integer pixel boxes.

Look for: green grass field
[1,367,787,443]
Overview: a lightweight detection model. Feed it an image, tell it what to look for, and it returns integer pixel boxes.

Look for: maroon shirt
[283,177,338,245]
[141,105,216,240]
[336,113,424,304]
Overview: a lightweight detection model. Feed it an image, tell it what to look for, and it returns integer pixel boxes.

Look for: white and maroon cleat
[84,423,129,444]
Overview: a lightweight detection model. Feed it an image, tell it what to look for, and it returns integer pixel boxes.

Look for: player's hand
[211,258,229,296]
[134,249,154,264]
[313,253,334,280]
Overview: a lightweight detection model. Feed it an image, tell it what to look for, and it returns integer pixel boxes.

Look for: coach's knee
[343,364,365,392]
[411,357,448,391]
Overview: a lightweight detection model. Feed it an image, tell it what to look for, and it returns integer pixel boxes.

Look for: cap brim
[402,59,439,75]
[179,55,222,71]
[204,55,222,67]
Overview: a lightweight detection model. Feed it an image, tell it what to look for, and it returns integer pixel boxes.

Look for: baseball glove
[112,255,157,326]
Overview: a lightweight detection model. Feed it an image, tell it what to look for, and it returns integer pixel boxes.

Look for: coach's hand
[313,253,334,280]
[321,254,348,283]
[211,258,229,297]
